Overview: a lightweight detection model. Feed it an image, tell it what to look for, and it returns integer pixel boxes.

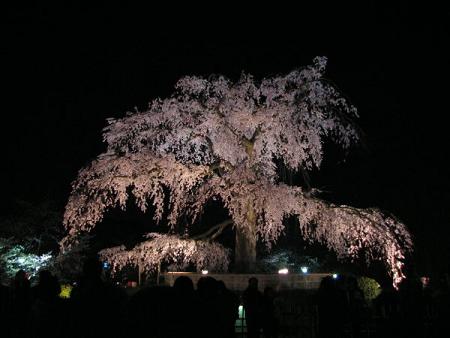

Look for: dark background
[3,3,449,279]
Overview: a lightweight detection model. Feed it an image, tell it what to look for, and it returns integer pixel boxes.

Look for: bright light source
[332,273,338,279]
[301,266,308,274]
[238,305,244,318]
[201,270,208,275]
[103,262,109,269]
[278,268,289,274]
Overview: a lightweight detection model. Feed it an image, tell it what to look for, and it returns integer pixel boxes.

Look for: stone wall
[160,272,332,291]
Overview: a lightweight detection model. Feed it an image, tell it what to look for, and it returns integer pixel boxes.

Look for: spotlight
[301,266,308,274]
[201,270,208,275]
[332,273,338,279]
[278,268,289,274]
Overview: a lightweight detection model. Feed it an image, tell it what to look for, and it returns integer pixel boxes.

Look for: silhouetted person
[421,276,433,331]
[317,276,346,338]
[217,280,239,338]
[172,276,197,337]
[69,257,127,338]
[346,277,365,338]
[10,269,31,337]
[243,277,263,338]
[432,272,450,337]
[12,269,30,308]
[30,270,65,337]
[173,275,194,294]
[33,270,61,301]
[262,286,278,338]
[373,284,401,338]
[197,276,222,338]
[398,276,425,338]
[127,285,173,337]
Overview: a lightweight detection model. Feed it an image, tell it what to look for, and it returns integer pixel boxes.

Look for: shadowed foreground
[0,263,448,338]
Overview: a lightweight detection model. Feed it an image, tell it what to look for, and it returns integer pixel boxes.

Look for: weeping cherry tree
[62,57,412,287]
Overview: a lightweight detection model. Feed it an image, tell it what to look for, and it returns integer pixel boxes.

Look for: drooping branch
[190,175,412,287]
[99,233,230,274]
[62,152,211,243]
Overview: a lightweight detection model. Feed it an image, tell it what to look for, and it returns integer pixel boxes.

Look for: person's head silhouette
[14,269,29,288]
[248,277,258,290]
[173,276,194,294]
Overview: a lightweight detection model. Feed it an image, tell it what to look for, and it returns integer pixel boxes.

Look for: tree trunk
[235,226,257,272]
[234,204,257,272]
[138,259,142,286]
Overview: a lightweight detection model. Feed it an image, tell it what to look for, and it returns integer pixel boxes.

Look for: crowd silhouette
[0,258,449,338]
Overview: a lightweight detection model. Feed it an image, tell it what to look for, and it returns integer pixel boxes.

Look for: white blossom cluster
[63,57,412,287]
[99,233,229,273]
[0,239,53,280]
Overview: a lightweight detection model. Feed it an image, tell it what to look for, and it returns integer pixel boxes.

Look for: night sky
[3,4,450,278]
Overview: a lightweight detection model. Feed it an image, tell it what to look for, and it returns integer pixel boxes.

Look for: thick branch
[191,219,233,241]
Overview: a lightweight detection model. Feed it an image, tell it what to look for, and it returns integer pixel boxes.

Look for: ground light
[301,266,308,274]
[278,268,289,274]
[201,270,208,275]
[332,273,338,279]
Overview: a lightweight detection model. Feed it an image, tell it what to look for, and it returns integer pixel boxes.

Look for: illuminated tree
[0,200,61,282]
[62,57,412,286]
[0,238,52,281]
